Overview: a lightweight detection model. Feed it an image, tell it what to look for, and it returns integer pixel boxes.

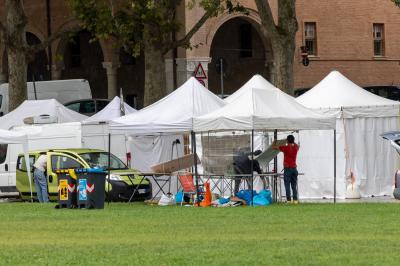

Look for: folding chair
[177,173,197,205]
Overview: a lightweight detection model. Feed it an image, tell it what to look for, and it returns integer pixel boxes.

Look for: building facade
[1,0,400,108]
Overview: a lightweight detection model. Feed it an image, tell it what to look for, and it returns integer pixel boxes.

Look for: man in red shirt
[273,135,300,204]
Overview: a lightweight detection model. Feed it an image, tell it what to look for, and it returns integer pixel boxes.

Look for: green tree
[255,0,298,95]
[68,0,245,106]
[0,0,76,111]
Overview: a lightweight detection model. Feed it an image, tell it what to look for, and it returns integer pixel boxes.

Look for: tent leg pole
[191,131,199,205]
[334,129,336,204]
[108,133,111,205]
[274,129,277,203]
[251,130,254,206]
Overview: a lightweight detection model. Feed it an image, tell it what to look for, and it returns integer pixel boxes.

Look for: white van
[0,79,92,116]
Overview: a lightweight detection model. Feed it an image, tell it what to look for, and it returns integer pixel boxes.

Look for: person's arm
[271,140,280,151]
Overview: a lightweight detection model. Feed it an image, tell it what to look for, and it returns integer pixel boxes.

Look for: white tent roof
[0,99,87,130]
[194,87,336,132]
[110,77,225,134]
[296,71,400,117]
[82,96,136,124]
[0,129,27,143]
[224,74,277,103]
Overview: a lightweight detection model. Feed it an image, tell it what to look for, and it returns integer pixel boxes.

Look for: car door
[47,152,86,194]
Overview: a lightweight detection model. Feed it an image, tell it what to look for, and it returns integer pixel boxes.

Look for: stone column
[51,65,63,80]
[176,57,211,88]
[102,61,120,99]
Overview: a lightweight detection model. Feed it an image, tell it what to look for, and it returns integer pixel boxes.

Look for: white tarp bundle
[110,77,225,135]
[194,86,336,132]
[0,99,87,130]
[82,96,136,124]
[296,70,400,198]
[0,129,33,199]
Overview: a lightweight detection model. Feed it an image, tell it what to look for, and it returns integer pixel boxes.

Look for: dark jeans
[284,168,298,201]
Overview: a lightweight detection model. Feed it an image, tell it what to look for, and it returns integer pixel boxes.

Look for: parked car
[363,85,400,101]
[15,148,152,202]
[64,99,110,116]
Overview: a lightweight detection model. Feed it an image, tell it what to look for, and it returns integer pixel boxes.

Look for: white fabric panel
[344,117,398,197]
[128,135,184,195]
[110,77,225,134]
[83,96,136,124]
[194,87,336,132]
[296,124,347,199]
[0,99,87,130]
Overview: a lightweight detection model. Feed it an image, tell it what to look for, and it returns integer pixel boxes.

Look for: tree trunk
[270,37,296,95]
[6,0,28,111]
[143,42,166,107]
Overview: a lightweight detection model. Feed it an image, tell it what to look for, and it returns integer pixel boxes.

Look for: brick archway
[206,10,272,95]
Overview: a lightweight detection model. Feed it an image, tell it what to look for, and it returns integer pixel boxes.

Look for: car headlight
[107,174,122,181]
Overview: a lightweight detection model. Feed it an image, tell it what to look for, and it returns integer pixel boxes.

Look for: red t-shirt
[279,144,299,168]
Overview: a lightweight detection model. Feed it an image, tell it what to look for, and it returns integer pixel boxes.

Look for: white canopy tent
[0,99,87,130]
[194,83,336,201]
[0,129,33,200]
[296,70,400,198]
[109,78,225,194]
[110,77,225,135]
[82,96,136,124]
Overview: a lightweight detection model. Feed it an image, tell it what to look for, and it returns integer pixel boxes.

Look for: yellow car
[16,148,151,202]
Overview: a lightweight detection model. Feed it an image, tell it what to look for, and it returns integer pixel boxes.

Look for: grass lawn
[0,202,399,265]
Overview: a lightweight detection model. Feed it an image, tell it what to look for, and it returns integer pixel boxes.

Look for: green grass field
[0,202,399,265]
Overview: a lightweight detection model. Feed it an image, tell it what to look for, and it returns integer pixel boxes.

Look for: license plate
[138,189,146,194]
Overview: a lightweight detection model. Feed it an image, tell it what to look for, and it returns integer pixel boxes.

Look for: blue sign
[79,179,87,201]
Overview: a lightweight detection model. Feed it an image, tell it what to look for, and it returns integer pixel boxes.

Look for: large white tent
[0,99,87,130]
[109,77,225,192]
[296,70,400,198]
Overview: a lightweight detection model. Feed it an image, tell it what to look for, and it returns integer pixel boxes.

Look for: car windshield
[79,152,128,170]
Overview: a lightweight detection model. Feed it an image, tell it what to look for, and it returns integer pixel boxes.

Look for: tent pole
[334,129,337,204]
[251,130,254,206]
[274,129,277,202]
[191,131,200,205]
[108,133,111,205]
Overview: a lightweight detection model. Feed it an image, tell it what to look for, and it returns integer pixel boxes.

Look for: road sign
[197,79,206,86]
[194,63,207,79]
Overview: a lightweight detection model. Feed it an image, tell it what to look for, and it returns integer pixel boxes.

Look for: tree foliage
[68,0,247,56]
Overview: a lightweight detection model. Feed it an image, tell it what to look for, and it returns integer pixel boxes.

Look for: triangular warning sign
[194,63,207,79]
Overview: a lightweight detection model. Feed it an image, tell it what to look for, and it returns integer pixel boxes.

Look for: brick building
[1,0,400,108]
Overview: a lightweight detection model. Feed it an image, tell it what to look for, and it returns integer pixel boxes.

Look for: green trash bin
[76,168,106,209]
[55,169,77,208]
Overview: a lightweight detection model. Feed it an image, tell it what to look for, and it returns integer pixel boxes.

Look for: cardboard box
[151,153,201,173]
